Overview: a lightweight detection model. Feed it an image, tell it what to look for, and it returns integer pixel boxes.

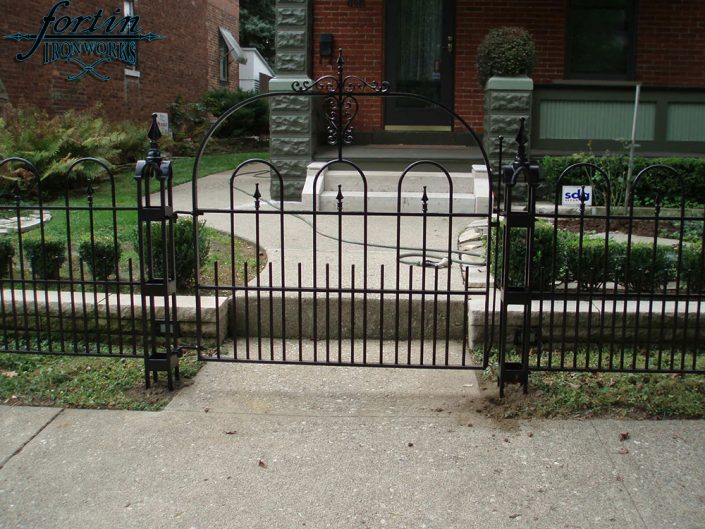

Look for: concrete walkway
[168,165,484,291]
[2,364,705,529]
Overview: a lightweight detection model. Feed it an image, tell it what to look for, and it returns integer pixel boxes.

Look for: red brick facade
[0,0,239,121]
[312,0,705,132]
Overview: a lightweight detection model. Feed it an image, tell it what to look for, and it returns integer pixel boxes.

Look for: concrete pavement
[2,361,705,529]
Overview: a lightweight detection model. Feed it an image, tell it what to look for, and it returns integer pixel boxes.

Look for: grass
[477,348,705,419]
[0,352,202,411]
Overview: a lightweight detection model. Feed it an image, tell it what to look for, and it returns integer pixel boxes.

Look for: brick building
[0,0,242,120]
[272,0,705,158]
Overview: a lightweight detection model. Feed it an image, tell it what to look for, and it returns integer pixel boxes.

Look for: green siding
[667,103,705,142]
[539,100,656,141]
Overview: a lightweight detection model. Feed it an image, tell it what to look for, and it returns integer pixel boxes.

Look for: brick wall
[636,0,705,87]
[312,0,705,133]
[206,0,240,91]
[312,0,384,131]
[0,0,240,121]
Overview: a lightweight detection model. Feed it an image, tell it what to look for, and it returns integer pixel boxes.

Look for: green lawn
[478,349,705,419]
[0,352,201,410]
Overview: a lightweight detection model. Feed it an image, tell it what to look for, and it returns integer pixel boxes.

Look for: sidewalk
[2,362,705,529]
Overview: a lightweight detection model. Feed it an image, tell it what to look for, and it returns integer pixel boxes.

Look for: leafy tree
[240,0,275,63]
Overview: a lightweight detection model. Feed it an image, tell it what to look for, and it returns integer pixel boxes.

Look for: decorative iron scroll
[291,50,389,146]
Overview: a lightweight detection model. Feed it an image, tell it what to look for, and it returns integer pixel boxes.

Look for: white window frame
[123,0,139,76]
[219,35,229,83]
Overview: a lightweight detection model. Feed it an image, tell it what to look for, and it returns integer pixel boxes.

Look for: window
[123,1,139,74]
[219,36,229,83]
[566,0,636,79]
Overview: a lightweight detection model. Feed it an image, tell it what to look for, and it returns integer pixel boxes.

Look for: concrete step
[317,190,476,214]
[323,170,474,194]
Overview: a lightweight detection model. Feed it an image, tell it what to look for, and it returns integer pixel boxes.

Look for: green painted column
[269,0,314,201]
[483,76,534,173]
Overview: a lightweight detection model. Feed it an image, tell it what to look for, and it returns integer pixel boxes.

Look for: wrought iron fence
[0,157,142,358]
[1,51,703,396]
[495,127,705,395]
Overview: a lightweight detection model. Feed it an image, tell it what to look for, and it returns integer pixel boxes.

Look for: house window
[566,0,637,79]
[219,36,229,83]
[123,1,139,74]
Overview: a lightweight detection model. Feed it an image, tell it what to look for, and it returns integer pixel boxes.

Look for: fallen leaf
[509,513,521,519]
[617,447,629,455]
[619,432,630,442]
[1,370,18,378]
[258,459,268,469]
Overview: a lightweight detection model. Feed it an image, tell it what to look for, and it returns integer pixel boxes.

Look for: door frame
[384,0,456,128]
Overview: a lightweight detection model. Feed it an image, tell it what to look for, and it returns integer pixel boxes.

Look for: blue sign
[2,0,163,81]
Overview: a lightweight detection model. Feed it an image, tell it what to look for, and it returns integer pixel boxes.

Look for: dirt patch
[556,218,680,239]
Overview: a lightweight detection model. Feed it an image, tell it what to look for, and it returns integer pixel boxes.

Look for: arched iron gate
[185,50,498,371]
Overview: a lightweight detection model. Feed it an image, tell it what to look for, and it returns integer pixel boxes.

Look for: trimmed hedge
[476,27,536,87]
[490,224,696,292]
[541,154,705,208]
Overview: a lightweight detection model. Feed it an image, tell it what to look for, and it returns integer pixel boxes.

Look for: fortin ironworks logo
[2,0,163,81]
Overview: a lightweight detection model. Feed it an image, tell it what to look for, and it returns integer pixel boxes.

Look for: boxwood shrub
[488,224,695,292]
[613,242,677,293]
[563,236,620,290]
[681,243,705,293]
[0,237,14,277]
[78,237,121,280]
[23,238,66,280]
[490,220,567,288]
[134,218,211,290]
[476,27,536,87]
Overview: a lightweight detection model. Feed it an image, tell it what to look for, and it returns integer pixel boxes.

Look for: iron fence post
[135,114,180,390]
[498,118,540,397]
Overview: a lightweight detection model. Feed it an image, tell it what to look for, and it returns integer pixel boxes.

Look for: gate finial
[146,113,162,165]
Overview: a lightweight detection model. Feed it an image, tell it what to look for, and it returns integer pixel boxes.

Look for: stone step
[317,190,476,214]
[322,170,475,194]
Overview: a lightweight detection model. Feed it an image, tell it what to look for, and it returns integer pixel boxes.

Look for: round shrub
[490,220,567,289]
[681,243,705,293]
[476,27,536,87]
[134,218,211,291]
[23,238,66,280]
[0,237,15,277]
[78,237,121,280]
[564,236,622,290]
[614,242,676,292]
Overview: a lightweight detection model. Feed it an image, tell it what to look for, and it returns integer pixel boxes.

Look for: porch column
[483,76,534,173]
[269,0,314,201]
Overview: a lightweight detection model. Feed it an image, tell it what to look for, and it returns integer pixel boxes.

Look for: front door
[384,0,455,128]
